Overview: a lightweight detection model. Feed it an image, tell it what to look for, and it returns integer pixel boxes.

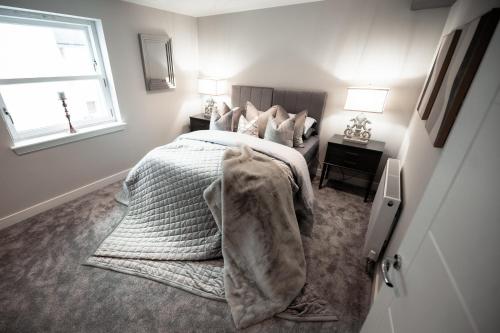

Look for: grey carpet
[0,179,372,333]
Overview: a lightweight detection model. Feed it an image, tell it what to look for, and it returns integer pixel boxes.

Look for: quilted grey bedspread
[94,131,314,261]
[178,130,315,234]
[94,139,226,260]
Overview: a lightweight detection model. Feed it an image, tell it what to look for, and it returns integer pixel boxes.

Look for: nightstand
[189,113,210,131]
[319,134,385,202]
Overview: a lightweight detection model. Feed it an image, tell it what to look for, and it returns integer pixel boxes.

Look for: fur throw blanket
[204,145,306,329]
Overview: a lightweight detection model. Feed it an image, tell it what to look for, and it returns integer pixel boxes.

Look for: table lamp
[343,87,389,144]
[198,78,227,118]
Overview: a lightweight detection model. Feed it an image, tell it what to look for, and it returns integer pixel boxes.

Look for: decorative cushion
[209,106,233,131]
[237,114,259,137]
[275,106,307,147]
[303,116,317,137]
[303,125,317,139]
[245,101,260,120]
[292,110,307,147]
[215,102,244,132]
[220,102,231,115]
[264,116,295,147]
[246,101,278,138]
[232,107,244,132]
[275,105,290,124]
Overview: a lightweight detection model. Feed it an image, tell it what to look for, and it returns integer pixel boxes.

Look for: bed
[86,85,329,329]
[231,85,327,177]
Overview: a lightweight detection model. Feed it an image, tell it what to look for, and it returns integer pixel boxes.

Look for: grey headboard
[273,89,327,130]
[231,85,327,131]
[231,85,273,111]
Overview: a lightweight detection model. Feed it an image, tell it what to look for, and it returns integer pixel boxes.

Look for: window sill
[11,122,127,155]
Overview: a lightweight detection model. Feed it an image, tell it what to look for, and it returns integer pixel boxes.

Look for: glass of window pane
[0,79,112,139]
[0,21,96,79]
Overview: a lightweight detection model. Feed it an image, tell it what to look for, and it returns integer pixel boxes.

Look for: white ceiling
[121,0,324,17]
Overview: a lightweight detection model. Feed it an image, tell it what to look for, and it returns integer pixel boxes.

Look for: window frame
[0,6,123,151]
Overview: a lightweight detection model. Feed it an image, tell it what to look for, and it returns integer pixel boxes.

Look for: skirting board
[0,168,130,231]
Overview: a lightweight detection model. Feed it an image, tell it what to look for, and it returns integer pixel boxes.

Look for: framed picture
[416,29,461,120]
[425,8,499,147]
[138,34,176,91]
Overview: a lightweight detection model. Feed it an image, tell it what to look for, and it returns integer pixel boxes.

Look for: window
[0,7,123,153]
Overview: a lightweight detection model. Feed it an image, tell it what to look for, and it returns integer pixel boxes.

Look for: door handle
[381,254,402,288]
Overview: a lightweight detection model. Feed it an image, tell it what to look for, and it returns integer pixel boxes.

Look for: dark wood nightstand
[319,134,385,202]
[189,113,210,131]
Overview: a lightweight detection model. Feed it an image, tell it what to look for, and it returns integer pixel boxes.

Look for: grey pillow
[264,117,295,147]
[245,101,260,120]
[220,102,231,115]
[210,108,233,131]
[246,101,278,138]
[219,102,244,131]
[292,110,307,147]
[275,105,290,124]
[237,114,259,137]
[275,106,307,147]
[231,106,244,132]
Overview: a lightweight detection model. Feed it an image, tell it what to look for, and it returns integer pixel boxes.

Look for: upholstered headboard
[231,85,273,111]
[272,89,327,130]
[231,85,327,131]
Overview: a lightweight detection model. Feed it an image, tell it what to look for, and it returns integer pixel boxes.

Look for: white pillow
[303,116,317,135]
[287,113,316,135]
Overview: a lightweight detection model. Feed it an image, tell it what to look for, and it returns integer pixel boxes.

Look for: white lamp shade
[198,78,227,96]
[344,87,389,113]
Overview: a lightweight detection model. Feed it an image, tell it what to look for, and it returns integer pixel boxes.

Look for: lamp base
[343,113,372,145]
[203,96,217,119]
[343,136,369,145]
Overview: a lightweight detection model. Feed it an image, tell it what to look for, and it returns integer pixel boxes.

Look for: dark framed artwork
[425,8,499,147]
[417,29,461,120]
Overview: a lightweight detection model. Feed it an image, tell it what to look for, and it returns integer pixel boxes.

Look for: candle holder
[58,92,76,134]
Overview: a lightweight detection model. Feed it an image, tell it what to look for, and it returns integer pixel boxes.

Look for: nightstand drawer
[320,134,385,201]
[190,116,210,131]
[325,144,381,173]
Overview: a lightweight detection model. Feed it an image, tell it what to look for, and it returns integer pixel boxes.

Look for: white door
[361,20,500,333]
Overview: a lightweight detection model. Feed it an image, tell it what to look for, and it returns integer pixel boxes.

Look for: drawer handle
[345,151,359,157]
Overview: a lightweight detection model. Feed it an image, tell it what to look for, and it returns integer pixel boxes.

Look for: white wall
[0,0,199,220]
[364,0,500,326]
[197,0,448,181]
[385,0,500,260]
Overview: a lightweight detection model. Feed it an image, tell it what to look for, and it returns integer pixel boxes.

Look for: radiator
[363,158,401,263]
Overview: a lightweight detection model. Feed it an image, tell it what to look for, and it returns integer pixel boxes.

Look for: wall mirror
[139,33,176,91]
